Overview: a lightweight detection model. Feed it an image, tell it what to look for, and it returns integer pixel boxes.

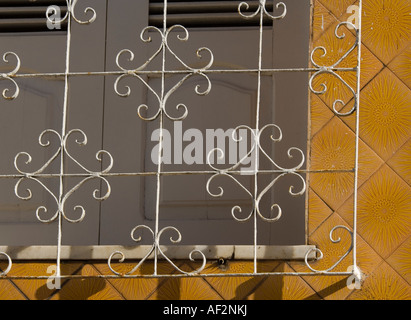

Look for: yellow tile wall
[0,0,410,300]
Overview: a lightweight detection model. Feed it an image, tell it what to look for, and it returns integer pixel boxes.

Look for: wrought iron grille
[0,0,363,284]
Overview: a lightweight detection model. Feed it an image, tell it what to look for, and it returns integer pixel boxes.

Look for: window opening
[0,0,363,284]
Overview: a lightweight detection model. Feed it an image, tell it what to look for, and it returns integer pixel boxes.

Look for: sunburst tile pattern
[312,0,337,41]
[292,214,354,300]
[339,166,411,259]
[387,236,411,285]
[387,139,411,185]
[318,0,357,18]
[311,22,383,110]
[352,69,411,161]
[348,261,411,300]
[0,279,26,300]
[310,117,356,210]
[292,213,382,299]
[93,261,178,300]
[147,263,222,300]
[6,262,81,300]
[388,44,411,89]
[309,93,334,137]
[247,263,321,300]
[50,264,124,300]
[362,0,411,64]
[199,260,277,300]
[308,188,333,235]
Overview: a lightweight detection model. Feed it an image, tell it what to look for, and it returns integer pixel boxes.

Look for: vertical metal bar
[153,0,168,276]
[352,0,362,276]
[56,1,72,278]
[252,4,264,274]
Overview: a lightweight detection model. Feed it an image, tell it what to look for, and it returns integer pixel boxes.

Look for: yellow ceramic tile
[50,264,124,300]
[387,138,411,185]
[148,263,222,300]
[0,279,26,300]
[309,93,334,137]
[348,261,411,300]
[198,260,277,300]
[311,24,358,109]
[310,117,356,210]
[93,261,177,300]
[318,0,357,19]
[307,213,354,274]
[312,0,336,41]
[292,214,360,299]
[353,69,411,161]
[387,236,411,285]
[340,165,410,259]
[7,262,81,300]
[362,0,411,65]
[311,22,383,113]
[388,44,411,89]
[247,263,321,300]
[308,188,333,235]
[290,213,383,298]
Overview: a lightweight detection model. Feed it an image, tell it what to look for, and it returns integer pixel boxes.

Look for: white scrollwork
[304,225,354,273]
[238,0,287,20]
[206,124,306,222]
[309,22,359,116]
[46,0,97,26]
[115,24,214,121]
[0,52,21,100]
[108,225,206,276]
[14,129,113,224]
[0,252,12,276]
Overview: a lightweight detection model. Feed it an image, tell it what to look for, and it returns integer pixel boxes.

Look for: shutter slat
[0,1,67,33]
[149,1,262,14]
[0,7,67,18]
[0,0,66,6]
[150,12,273,28]
[0,18,68,32]
[149,1,273,28]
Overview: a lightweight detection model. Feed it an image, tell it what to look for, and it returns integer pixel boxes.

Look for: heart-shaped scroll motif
[206,124,306,223]
[14,129,113,224]
[108,224,206,276]
[114,25,214,122]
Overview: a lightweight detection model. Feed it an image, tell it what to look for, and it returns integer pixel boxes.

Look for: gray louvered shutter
[149,0,274,27]
[0,0,67,32]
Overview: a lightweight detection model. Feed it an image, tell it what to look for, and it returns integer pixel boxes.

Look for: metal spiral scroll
[114,24,214,121]
[206,124,306,222]
[46,0,97,25]
[304,226,354,273]
[108,225,206,276]
[0,252,12,276]
[309,21,359,116]
[238,0,287,20]
[14,129,113,224]
[0,52,21,100]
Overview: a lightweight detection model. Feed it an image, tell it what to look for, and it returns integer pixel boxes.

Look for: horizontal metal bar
[10,67,357,79]
[0,169,355,179]
[0,272,355,280]
[0,245,316,260]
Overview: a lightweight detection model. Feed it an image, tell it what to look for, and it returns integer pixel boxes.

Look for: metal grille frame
[0,0,363,284]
